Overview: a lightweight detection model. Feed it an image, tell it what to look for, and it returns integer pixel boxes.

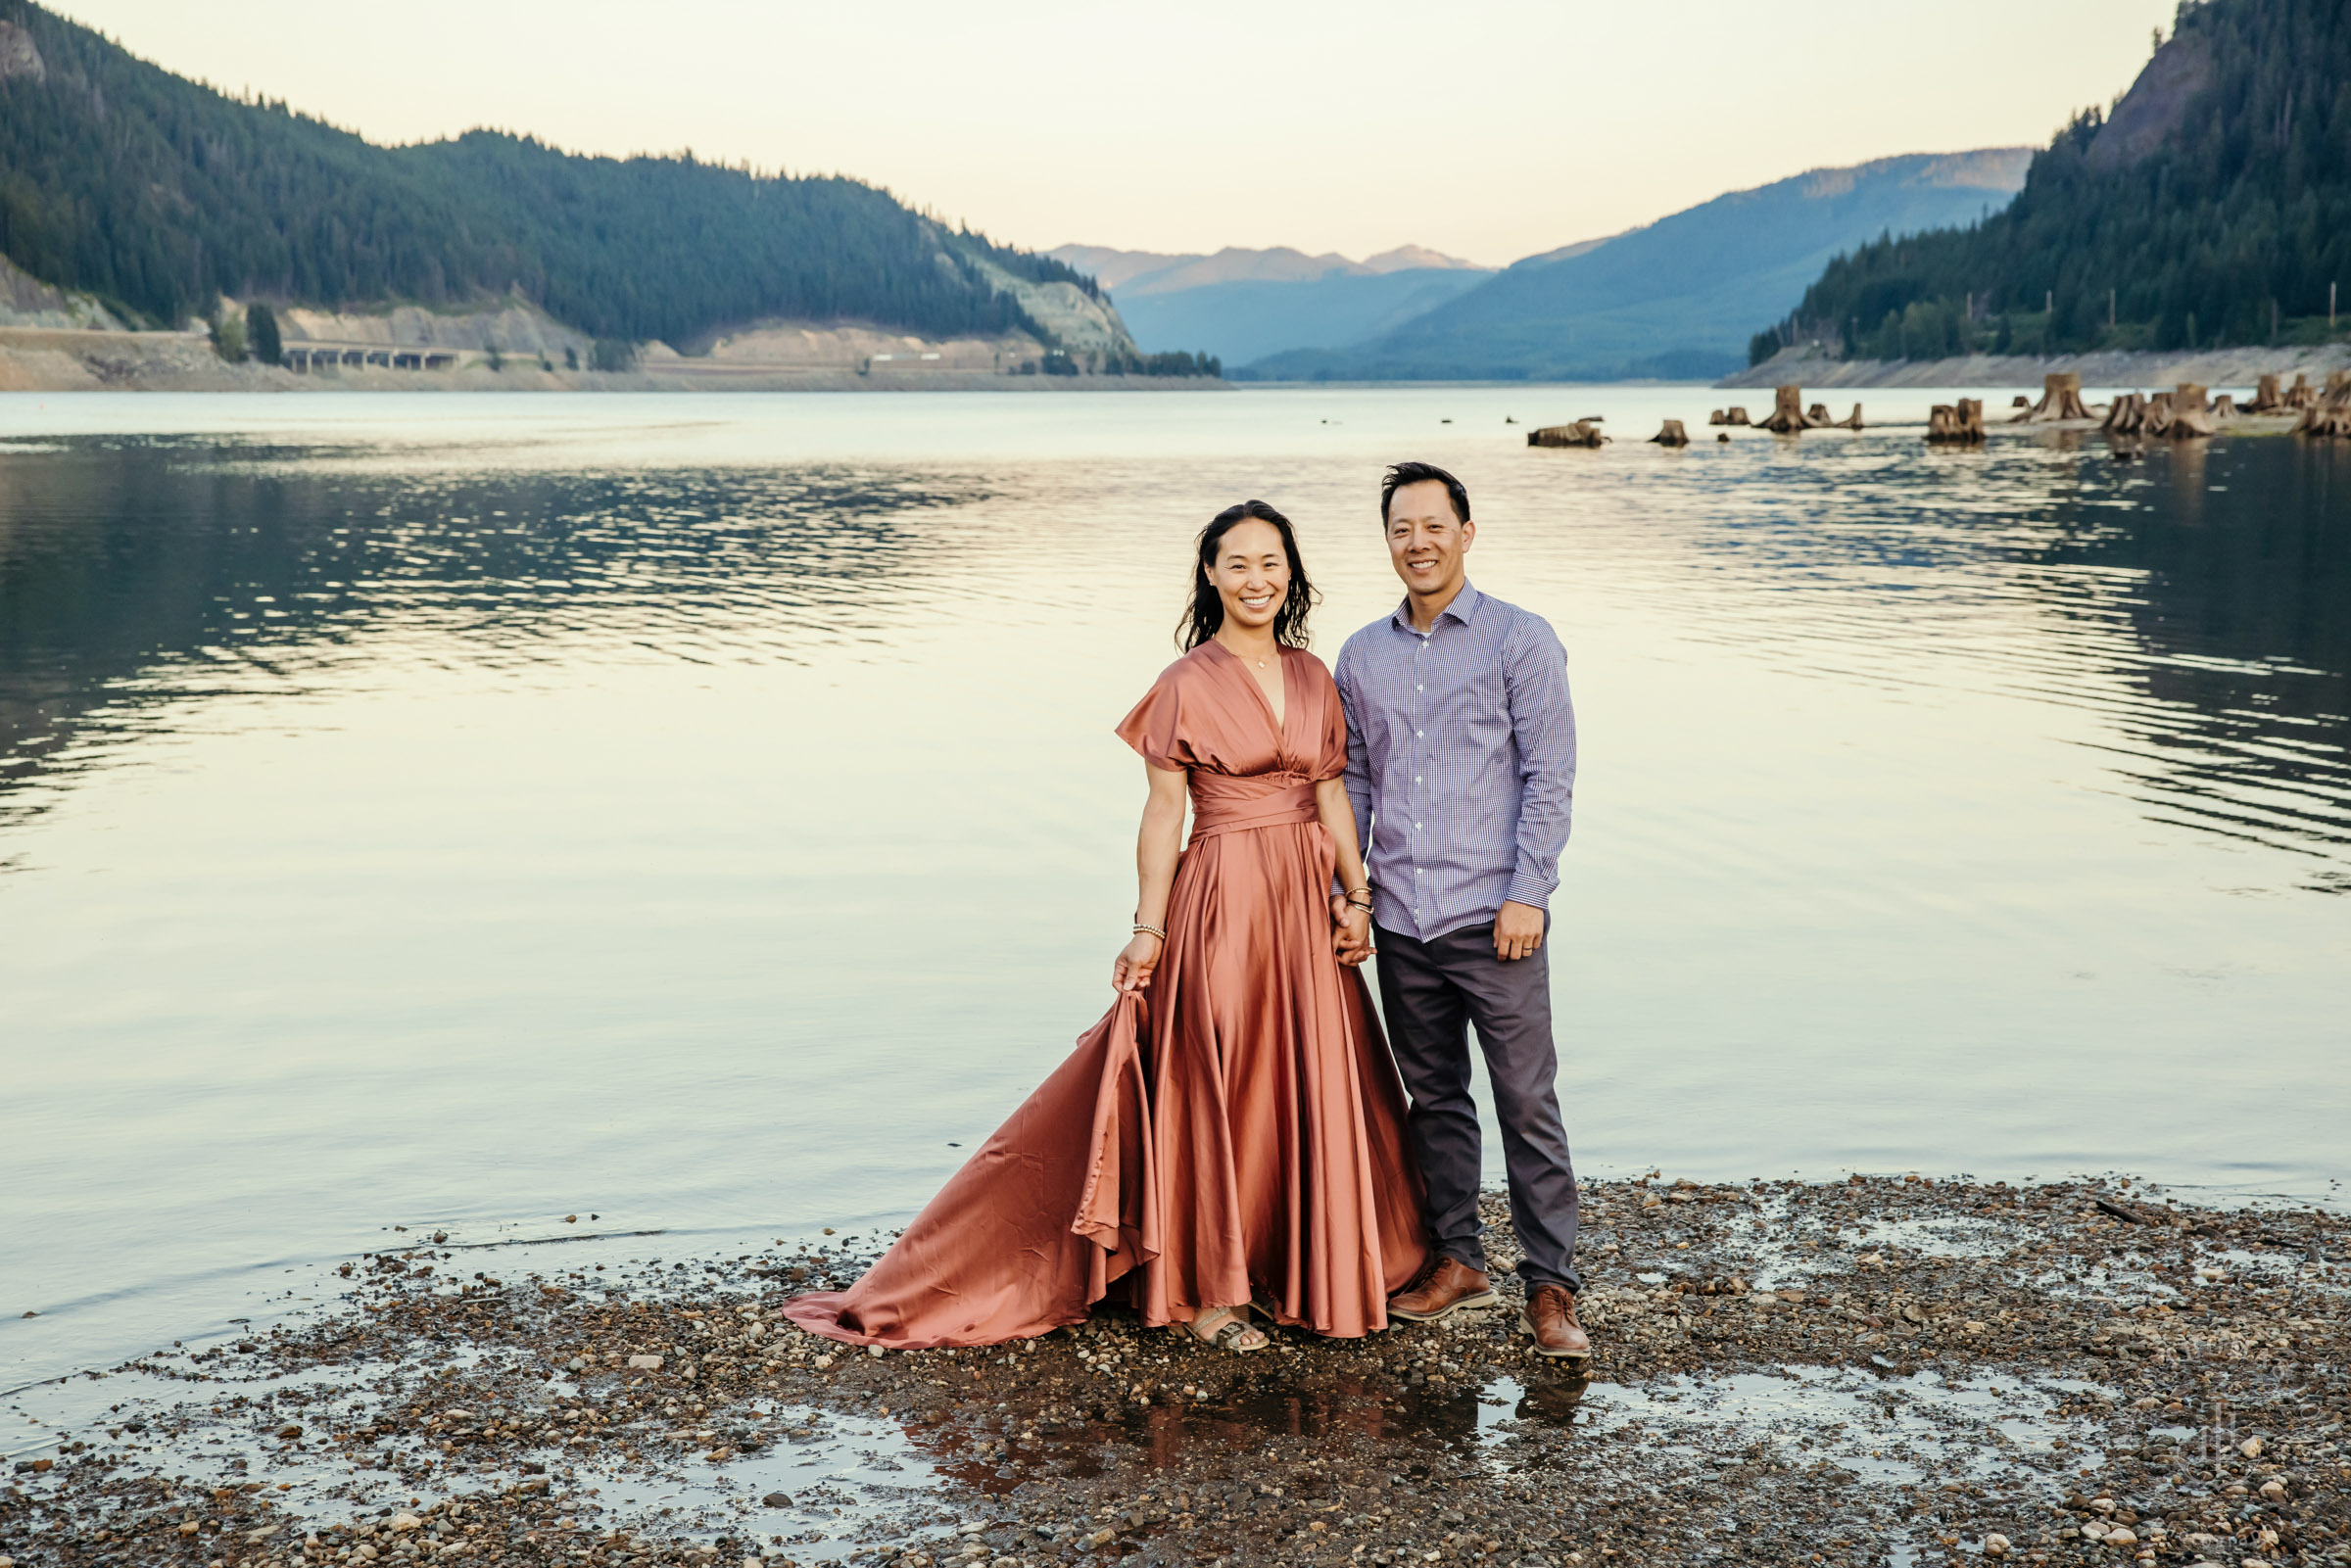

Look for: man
[1332,460,1589,1363]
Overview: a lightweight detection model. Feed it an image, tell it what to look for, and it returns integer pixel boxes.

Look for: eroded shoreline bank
[5,1177,2345,1568]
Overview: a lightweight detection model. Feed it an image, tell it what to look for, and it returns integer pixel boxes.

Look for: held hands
[1113,930,1164,994]
[1494,899,1546,962]
[1330,894,1374,968]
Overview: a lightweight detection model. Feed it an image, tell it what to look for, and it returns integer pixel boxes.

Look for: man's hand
[1494,900,1546,962]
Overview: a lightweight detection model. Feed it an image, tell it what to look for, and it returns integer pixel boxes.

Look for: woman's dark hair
[1179,499,1319,651]
[1380,459,1471,526]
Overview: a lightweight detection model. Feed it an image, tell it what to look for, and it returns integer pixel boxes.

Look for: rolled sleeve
[1503,617,1576,909]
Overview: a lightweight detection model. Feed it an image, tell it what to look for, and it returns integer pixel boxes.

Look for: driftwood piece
[1756,385,1811,434]
[1925,399,1986,444]
[1527,420,1608,449]
[2247,373,2285,412]
[1710,406,1751,427]
[1651,419,1690,447]
[2018,371,2094,423]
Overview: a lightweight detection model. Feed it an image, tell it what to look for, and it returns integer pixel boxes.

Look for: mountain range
[1044,244,1493,369]
[1224,150,2032,382]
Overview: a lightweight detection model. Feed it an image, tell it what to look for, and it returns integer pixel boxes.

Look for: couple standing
[783,462,1589,1366]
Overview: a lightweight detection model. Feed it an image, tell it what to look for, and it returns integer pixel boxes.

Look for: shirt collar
[1390,580,1484,635]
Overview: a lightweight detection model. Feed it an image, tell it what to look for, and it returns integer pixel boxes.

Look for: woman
[782,501,1426,1354]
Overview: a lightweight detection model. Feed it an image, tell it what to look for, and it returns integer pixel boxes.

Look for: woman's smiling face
[1208,517,1289,635]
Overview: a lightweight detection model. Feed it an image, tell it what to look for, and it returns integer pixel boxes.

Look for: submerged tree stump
[2103,393,2145,435]
[1710,406,1751,427]
[2247,373,2285,412]
[1756,385,1811,434]
[2017,371,2093,423]
[1651,419,1690,447]
[1925,399,1986,444]
[2142,392,2177,438]
[2293,373,2351,438]
[1527,420,1608,448]
[1837,404,1865,430]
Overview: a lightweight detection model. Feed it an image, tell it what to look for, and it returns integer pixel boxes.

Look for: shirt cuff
[1504,876,1554,911]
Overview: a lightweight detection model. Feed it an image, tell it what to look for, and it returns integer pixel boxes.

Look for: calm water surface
[3,387,2347,1386]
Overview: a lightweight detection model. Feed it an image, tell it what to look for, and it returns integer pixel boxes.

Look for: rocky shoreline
[5,1177,2345,1568]
[1719,345,2351,392]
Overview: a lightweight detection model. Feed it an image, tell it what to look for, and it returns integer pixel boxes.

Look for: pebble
[2259,1478,2285,1498]
[2240,1435,2263,1456]
[1982,1535,2009,1557]
[628,1354,664,1370]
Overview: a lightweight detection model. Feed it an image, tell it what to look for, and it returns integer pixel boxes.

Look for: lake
[3,386,2346,1390]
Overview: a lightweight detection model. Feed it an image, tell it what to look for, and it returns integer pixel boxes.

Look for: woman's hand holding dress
[1114,932,1165,993]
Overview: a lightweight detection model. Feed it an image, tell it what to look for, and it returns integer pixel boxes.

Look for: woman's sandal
[1186,1305,1270,1354]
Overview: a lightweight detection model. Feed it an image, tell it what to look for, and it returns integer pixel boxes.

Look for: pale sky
[53,0,2179,265]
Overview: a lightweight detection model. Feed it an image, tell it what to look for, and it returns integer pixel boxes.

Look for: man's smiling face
[1385,478,1474,608]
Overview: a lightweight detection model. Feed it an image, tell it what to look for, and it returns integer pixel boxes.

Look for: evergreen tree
[246,303,282,366]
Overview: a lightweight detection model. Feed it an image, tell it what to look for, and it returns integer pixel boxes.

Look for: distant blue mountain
[1046,243,1493,367]
[1239,149,2033,382]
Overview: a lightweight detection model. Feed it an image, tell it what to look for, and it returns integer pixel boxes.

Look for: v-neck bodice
[1114,641,1346,796]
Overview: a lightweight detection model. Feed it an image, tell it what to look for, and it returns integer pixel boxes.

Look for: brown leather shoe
[1387,1257,1499,1322]
[1522,1283,1592,1362]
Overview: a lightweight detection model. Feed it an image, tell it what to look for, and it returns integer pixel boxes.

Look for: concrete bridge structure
[282,345,461,372]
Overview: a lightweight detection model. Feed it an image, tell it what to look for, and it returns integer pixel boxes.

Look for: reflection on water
[1,391,2346,1391]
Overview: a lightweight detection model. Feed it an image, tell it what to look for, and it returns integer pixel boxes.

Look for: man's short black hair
[1381,460,1470,526]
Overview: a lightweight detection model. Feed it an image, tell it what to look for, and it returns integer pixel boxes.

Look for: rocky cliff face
[0,254,123,329]
[955,248,1138,361]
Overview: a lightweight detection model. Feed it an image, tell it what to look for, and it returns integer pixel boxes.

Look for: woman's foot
[1185,1305,1269,1354]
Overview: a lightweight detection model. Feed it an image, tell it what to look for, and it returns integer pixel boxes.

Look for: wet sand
[6,1176,2345,1568]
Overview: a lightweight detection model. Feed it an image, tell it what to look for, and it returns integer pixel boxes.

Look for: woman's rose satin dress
[780,643,1427,1348]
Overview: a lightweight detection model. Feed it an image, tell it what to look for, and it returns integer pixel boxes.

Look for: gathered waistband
[1188,774,1319,840]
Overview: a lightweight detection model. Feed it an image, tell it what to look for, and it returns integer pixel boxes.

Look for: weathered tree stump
[2103,393,2145,435]
[2011,395,2032,407]
[2018,372,2093,423]
[1756,385,1811,434]
[2292,373,2351,438]
[2174,383,2209,414]
[1527,420,1608,448]
[2286,373,2318,409]
[2210,394,2238,418]
[1925,399,1986,444]
[1650,419,1690,447]
[2169,407,2219,438]
[2246,373,2285,412]
[1837,404,1865,430]
[1710,406,1751,427]
[2142,392,2177,438]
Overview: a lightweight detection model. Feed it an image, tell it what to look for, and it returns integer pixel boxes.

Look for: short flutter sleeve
[1114,665,1194,772]
[1307,655,1349,783]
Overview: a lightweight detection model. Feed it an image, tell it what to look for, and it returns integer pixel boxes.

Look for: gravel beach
[7,1176,2345,1568]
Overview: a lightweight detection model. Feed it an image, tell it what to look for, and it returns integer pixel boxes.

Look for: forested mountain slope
[0,2,1095,351]
[1762,0,2351,362]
